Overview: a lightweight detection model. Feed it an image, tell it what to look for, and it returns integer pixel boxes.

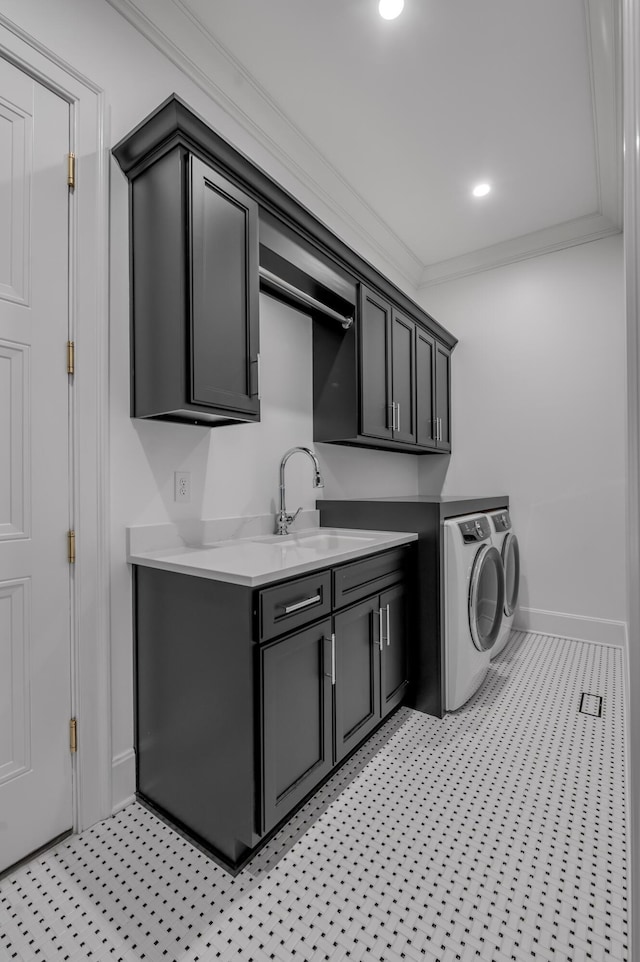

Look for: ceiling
[107,0,621,290]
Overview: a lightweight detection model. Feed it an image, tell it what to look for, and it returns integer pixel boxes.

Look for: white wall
[419,236,627,644]
[0,0,420,809]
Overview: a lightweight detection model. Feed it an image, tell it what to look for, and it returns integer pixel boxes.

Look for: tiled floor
[0,631,628,962]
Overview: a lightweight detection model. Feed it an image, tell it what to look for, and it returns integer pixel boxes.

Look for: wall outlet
[174,471,191,503]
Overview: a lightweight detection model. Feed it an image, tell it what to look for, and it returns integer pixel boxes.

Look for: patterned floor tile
[0,631,628,961]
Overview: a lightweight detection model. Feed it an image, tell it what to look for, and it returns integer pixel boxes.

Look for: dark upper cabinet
[391,309,417,444]
[117,143,259,425]
[415,327,436,447]
[127,148,260,425]
[114,96,456,437]
[415,329,451,451]
[189,157,260,418]
[260,619,334,834]
[360,287,393,440]
[435,343,452,452]
[359,291,416,445]
[315,283,449,454]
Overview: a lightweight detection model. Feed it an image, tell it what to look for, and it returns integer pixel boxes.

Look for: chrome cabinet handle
[386,604,391,646]
[331,632,336,685]
[324,633,336,685]
[283,593,321,614]
[378,607,385,651]
[396,403,401,432]
[388,402,395,431]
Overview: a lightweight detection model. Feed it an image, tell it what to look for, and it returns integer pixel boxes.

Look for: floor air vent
[580,692,603,716]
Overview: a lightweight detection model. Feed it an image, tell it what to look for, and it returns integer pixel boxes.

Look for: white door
[0,57,73,873]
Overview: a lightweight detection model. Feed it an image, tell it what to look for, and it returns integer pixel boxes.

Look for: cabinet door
[380,583,408,717]
[359,286,393,440]
[334,598,381,762]
[435,343,452,451]
[391,309,416,443]
[260,619,333,834]
[189,156,260,417]
[415,327,436,448]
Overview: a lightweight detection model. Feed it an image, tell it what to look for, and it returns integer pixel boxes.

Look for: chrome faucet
[276,447,325,535]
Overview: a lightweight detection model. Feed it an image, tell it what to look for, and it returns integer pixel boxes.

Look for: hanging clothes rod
[259,266,354,329]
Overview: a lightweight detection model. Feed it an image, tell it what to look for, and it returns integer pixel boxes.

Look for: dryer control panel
[491,511,511,532]
[458,517,491,542]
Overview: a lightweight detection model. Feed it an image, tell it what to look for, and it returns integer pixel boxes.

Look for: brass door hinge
[70,718,77,753]
[67,152,75,190]
[67,341,75,375]
[68,530,76,564]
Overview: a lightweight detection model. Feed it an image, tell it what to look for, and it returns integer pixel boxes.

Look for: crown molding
[418,213,621,288]
[104,0,424,291]
[419,0,622,289]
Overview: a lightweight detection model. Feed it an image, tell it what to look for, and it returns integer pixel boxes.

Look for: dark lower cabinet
[133,543,411,874]
[334,597,381,762]
[260,619,334,834]
[380,583,408,716]
[333,584,409,761]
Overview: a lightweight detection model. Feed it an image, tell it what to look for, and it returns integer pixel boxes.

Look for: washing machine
[486,508,520,658]
[443,513,505,711]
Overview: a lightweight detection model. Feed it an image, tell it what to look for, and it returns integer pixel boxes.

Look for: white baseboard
[111,748,136,814]
[513,606,627,648]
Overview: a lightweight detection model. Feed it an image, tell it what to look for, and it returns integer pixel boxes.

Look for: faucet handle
[276,506,302,536]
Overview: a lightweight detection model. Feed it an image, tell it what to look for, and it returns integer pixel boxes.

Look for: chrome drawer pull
[283,593,321,614]
[378,607,385,651]
[386,604,391,646]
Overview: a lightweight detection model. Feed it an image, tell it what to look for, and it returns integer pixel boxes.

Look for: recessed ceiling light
[379,0,404,20]
[472,183,491,198]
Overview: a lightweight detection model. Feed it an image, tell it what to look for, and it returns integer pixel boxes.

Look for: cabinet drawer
[259,570,332,641]
[333,548,407,610]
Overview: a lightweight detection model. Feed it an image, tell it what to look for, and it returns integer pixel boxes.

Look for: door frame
[0,16,111,833]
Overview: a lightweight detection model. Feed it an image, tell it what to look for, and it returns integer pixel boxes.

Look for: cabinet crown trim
[112,94,457,350]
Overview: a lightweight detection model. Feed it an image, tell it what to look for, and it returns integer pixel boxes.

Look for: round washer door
[502,532,520,617]
[469,544,505,652]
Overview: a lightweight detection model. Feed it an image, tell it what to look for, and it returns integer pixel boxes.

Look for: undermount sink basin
[253,529,380,551]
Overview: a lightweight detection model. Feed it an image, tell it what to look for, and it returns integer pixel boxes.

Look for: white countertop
[127,527,418,587]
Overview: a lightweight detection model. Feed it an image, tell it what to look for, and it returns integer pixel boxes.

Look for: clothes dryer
[443,513,505,711]
[487,508,520,658]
